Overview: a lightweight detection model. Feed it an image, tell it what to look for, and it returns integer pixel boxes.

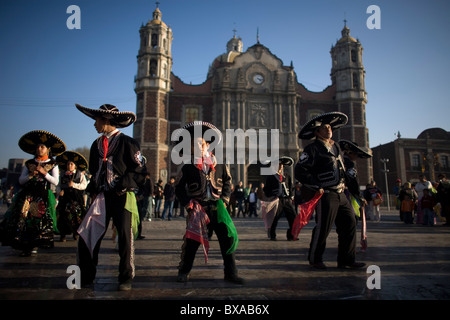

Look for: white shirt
[19,159,59,186]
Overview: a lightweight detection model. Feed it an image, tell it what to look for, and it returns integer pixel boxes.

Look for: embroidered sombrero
[172,121,222,145]
[298,112,348,140]
[75,103,136,128]
[18,130,66,156]
[56,151,89,171]
[339,140,372,159]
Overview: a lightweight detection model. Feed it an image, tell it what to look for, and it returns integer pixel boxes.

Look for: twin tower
[134,5,371,186]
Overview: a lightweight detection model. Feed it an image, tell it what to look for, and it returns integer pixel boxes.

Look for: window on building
[412,154,421,169]
[142,33,148,47]
[351,49,357,62]
[440,155,449,168]
[163,63,168,78]
[307,110,323,120]
[150,59,157,77]
[151,33,158,48]
[185,107,199,123]
[353,72,359,89]
[14,163,23,173]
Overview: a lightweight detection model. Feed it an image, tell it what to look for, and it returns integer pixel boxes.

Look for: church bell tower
[134,3,173,184]
[330,22,372,183]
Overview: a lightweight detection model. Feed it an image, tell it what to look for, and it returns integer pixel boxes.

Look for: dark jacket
[364,186,383,203]
[343,156,364,203]
[87,132,147,194]
[295,139,345,191]
[264,173,292,199]
[163,182,176,202]
[175,162,232,207]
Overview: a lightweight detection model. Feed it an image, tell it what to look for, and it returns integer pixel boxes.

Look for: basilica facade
[133,6,372,187]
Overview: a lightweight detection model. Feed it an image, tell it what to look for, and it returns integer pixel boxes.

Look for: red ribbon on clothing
[102,135,108,162]
[195,155,216,172]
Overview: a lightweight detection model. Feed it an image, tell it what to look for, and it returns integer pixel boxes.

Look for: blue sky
[0,0,449,169]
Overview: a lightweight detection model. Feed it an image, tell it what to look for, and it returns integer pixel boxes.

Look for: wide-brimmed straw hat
[75,103,136,128]
[172,121,222,145]
[338,140,372,159]
[56,151,89,171]
[298,111,348,140]
[18,130,66,156]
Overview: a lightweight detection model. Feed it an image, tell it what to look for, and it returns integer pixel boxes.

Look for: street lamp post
[380,158,390,211]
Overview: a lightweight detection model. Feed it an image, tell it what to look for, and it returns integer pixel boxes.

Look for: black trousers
[308,191,356,265]
[77,192,135,284]
[178,201,238,277]
[270,197,297,240]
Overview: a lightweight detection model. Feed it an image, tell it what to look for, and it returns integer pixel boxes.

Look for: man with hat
[339,140,372,252]
[173,121,243,284]
[339,140,372,206]
[75,103,147,290]
[263,156,297,241]
[295,112,365,269]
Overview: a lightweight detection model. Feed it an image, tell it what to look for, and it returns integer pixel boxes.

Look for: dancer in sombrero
[295,112,365,269]
[262,156,297,241]
[75,103,147,291]
[173,121,243,284]
[0,130,66,256]
[339,140,373,252]
[56,151,88,242]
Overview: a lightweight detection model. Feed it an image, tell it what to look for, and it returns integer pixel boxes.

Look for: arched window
[353,72,359,88]
[351,49,357,63]
[142,33,148,48]
[150,59,158,76]
[185,107,199,123]
[151,33,158,48]
[163,63,168,78]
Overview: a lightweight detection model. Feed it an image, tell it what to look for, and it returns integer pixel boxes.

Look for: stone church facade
[134,6,372,187]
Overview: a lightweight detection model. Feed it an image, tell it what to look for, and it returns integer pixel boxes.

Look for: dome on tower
[338,25,357,43]
[227,35,243,53]
[148,7,167,27]
[207,35,243,78]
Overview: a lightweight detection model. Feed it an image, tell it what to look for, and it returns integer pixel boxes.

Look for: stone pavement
[0,204,449,307]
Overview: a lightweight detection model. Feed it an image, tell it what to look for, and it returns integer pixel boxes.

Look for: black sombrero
[279,156,294,167]
[56,151,89,171]
[260,156,294,167]
[298,112,348,140]
[18,130,66,156]
[76,103,136,128]
[172,121,222,145]
[339,140,372,159]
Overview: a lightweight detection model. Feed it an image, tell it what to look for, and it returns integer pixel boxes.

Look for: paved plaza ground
[0,204,449,315]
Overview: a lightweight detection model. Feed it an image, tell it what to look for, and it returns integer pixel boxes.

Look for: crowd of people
[0,107,449,291]
[393,174,450,226]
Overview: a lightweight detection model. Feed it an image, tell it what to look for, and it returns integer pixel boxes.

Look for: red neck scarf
[101,131,119,162]
[35,155,49,162]
[101,135,108,162]
[195,154,216,172]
